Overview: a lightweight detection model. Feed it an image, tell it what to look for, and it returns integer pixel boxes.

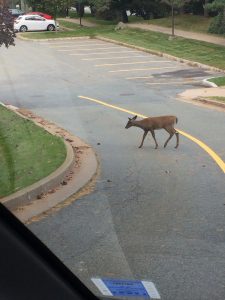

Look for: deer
[125,115,179,149]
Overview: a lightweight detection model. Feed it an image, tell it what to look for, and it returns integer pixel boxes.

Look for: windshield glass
[1,1,225,299]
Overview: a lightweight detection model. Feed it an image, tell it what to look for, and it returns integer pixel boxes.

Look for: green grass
[0,105,66,197]
[101,28,225,69]
[129,15,212,34]
[21,25,114,39]
[21,25,225,70]
[208,76,225,86]
[207,96,225,102]
[59,20,80,30]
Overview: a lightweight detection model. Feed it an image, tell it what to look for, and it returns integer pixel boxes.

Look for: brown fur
[125,115,179,149]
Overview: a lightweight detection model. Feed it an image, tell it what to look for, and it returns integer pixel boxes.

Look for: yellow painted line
[82,55,147,61]
[109,66,176,73]
[78,95,225,174]
[69,51,139,56]
[95,61,171,67]
[178,129,225,174]
[79,95,146,118]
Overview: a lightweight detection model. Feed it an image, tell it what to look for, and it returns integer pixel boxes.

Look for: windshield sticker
[91,278,161,298]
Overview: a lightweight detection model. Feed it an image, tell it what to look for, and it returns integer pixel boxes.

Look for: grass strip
[0,105,66,197]
[208,76,225,86]
[206,96,225,102]
[129,15,213,34]
[101,29,225,70]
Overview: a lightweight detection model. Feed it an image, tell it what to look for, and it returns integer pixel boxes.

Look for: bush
[208,12,225,34]
[69,10,78,18]
[96,8,118,21]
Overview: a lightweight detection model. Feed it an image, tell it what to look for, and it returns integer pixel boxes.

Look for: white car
[14,14,58,32]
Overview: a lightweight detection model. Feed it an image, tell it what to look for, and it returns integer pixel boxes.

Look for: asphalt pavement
[0,38,225,299]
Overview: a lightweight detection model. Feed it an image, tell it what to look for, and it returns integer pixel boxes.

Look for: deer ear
[128,117,131,120]
[133,115,137,120]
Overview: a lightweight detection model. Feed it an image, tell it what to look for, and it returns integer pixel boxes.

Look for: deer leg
[175,131,179,149]
[150,130,158,149]
[164,127,175,148]
[139,130,148,148]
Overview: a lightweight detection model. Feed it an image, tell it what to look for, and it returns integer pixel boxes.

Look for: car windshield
[1,1,225,300]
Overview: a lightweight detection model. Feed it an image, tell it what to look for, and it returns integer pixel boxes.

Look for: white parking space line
[109,66,177,73]
[126,76,153,80]
[48,43,108,48]
[95,60,171,67]
[82,55,148,61]
[146,80,195,85]
[69,50,140,56]
[56,46,123,52]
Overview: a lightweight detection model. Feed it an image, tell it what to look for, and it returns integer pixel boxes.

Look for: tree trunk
[171,4,175,36]
[204,0,209,17]
[122,9,128,23]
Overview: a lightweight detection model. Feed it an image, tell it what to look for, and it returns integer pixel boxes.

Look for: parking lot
[38,38,215,87]
[1,38,225,300]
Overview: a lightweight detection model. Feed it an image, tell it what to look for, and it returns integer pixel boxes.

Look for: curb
[0,105,98,221]
[202,78,218,88]
[194,97,225,109]
[2,142,74,210]
[17,34,90,42]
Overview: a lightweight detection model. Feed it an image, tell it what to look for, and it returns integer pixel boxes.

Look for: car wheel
[47,24,55,31]
[20,25,28,32]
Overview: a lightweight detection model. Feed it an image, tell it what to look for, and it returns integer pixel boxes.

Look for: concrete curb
[0,105,98,221]
[14,141,98,223]
[17,34,90,42]
[194,97,225,109]
[2,142,74,210]
[202,78,218,88]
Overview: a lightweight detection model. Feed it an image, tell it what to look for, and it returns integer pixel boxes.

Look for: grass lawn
[21,24,114,39]
[207,96,225,102]
[208,76,225,86]
[101,28,225,70]
[129,15,213,34]
[0,105,66,197]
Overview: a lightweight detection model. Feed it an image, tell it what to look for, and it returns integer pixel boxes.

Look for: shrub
[208,12,225,34]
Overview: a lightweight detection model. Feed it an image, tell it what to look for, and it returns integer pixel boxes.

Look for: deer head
[125,115,137,129]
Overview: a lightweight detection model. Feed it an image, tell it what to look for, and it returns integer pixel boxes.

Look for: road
[0,38,225,299]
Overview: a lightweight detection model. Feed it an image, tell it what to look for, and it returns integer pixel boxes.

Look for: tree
[0,0,16,48]
[207,0,225,34]
[162,0,189,36]
[131,0,169,19]
[74,0,85,25]
[25,0,73,16]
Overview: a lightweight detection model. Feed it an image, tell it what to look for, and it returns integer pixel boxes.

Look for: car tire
[47,24,55,31]
[20,25,28,32]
